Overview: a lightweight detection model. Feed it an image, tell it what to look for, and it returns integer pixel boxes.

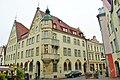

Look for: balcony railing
[41,53,60,60]
[42,38,59,46]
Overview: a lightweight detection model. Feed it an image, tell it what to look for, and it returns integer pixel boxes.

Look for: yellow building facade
[5,7,87,79]
[87,36,105,73]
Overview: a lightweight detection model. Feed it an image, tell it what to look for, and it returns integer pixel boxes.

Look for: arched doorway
[115,61,120,77]
[36,61,40,79]
[83,62,87,73]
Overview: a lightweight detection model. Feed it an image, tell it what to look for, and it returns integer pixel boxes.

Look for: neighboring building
[5,7,87,79]
[97,0,120,77]
[86,36,105,72]
[0,46,6,65]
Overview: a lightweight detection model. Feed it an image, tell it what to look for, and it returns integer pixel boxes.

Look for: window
[44,20,48,25]
[44,45,48,53]
[77,39,80,45]
[26,39,29,46]
[78,50,81,57]
[36,34,40,42]
[28,49,30,57]
[52,33,57,39]
[53,24,57,28]
[36,26,38,31]
[21,51,23,58]
[74,49,77,57]
[26,50,28,58]
[68,62,71,70]
[11,54,12,60]
[89,54,91,60]
[17,52,19,59]
[64,62,67,71]
[79,62,82,70]
[22,41,24,47]
[111,41,114,53]
[75,62,78,70]
[82,41,85,47]
[83,51,86,58]
[92,53,94,60]
[114,39,119,52]
[32,37,34,44]
[63,36,66,43]
[95,55,97,60]
[68,48,71,56]
[36,47,39,56]
[31,48,34,57]
[74,38,76,45]
[18,43,20,49]
[63,48,67,56]
[29,38,32,45]
[44,31,48,38]
[53,64,57,72]
[13,53,15,60]
[67,37,70,43]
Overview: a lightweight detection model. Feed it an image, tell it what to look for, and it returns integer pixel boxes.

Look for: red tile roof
[15,21,29,40]
[40,10,84,38]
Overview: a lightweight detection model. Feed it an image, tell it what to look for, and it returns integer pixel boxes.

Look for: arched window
[79,62,82,70]
[64,62,67,71]
[29,62,33,72]
[68,62,71,70]
[75,62,78,70]
[20,63,23,68]
[24,62,28,71]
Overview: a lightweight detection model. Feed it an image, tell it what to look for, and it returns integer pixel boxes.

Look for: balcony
[41,53,60,64]
[42,38,59,46]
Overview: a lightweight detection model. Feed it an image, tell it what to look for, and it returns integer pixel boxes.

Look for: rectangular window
[68,48,71,56]
[28,49,30,57]
[74,49,77,57]
[74,38,76,45]
[83,51,86,58]
[67,37,70,43]
[53,64,57,72]
[21,51,23,58]
[22,41,24,47]
[26,39,29,46]
[77,39,80,45]
[89,54,91,60]
[26,50,27,58]
[82,41,85,47]
[18,43,20,49]
[78,50,81,57]
[63,36,66,43]
[36,47,39,56]
[44,31,48,38]
[32,37,34,44]
[44,45,48,53]
[11,54,12,60]
[92,53,94,60]
[17,52,19,59]
[36,34,40,42]
[31,48,34,57]
[114,39,119,52]
[52,33,57,39]
[111,41,114,53]
[63,48,67,56]
[13,53,15,60]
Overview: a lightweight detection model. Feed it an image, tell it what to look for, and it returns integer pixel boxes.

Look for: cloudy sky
[0,0,103,46]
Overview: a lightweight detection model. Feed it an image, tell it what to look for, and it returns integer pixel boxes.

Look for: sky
[0,0,103,46]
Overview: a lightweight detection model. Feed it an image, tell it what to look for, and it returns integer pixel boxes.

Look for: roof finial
[15,12,17,21]
[45,5,50,15]
[37,0,40,10]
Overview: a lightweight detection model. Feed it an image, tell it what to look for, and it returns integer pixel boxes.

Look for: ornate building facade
[5,7,87,79]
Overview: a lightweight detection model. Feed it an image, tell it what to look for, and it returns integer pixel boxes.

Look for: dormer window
[59,20,62,23]
[73,31,76,35]
[53,24,57,28]
[63,28,67,32]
